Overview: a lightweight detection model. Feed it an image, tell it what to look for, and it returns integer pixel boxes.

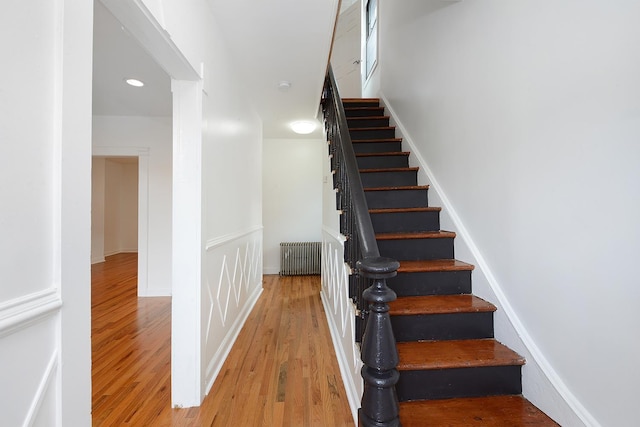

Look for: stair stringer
[379,93,596,427]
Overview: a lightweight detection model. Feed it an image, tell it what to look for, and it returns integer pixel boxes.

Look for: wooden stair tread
[377,231,456,240]
[355,151,410,157]
[364,185,430,192]
[397,339,525,371]
[351,138,403,143]
[350,126,395,131]
[370,207,441,214]
[399,395,559,426]
[390,295,496,316]
[343,97,379,102]
[343,107,384,112]
[360,167,419,173]
[398,259,474,273]
[347,115,390,120]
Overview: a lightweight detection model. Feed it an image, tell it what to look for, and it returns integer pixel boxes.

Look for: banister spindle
[358,257,401,427]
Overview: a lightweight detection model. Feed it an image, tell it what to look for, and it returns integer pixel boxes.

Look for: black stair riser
[391,312,494,342]
[347,117,390,128]
[396,366,522,402]
[344,107,385,117]
[343,101,379,108]
[365,189,429,209]
[360,170,417,188]
[377,237,454,261]
[353,141,403,154]
[370,210,440,233]
[350,128,396,140]
[388,271,472,296]
[356,155,409,169]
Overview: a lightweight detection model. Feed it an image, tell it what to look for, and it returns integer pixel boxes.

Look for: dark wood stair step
[370,207,441,232]
[399,395,559,426]
[355,151,410,157]
[343,97,380,103]
[350,126,396,139]
[388,260,474,297]
[356,152,410,168]
[350,126,395,131]
[360,167,418,188]
[391,295,495,342]
[352,139,403,154]
[397,339,525,371]
[390,295,496,316]
[377,231,456,261]
[377,230,456,240]
[364,185,430,209]
[398,259,474,273]
[348,115,390,121]
[347,116,391,128]
[370,207,440,214]
[364,185,429,192]
[360,167,419,173]
[343,106,385,117]
[352,138,403,143]
[342,99,381,108]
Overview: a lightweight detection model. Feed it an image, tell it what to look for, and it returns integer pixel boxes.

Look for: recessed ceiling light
[125,78,144,87]
[278,81,291,91]
[290,120,317,135]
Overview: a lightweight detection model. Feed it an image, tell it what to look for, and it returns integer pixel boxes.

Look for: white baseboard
[263,266,279,275]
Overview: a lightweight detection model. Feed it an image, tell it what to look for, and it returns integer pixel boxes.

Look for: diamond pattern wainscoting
[202,227,263,391]
[321,227,363,423]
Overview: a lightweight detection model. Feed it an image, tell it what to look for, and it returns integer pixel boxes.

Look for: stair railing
[322,65,401,427]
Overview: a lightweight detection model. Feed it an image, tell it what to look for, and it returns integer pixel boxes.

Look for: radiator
[279,242,322,276]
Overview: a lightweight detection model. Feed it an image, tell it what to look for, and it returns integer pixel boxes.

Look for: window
[365,0,378,79]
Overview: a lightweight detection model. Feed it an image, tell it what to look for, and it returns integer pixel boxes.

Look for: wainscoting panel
[321,227,362,424]
[202,227,263,393]
[0,295,60,427]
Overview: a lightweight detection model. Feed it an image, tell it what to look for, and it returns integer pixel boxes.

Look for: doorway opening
[91,156,139,268]
[93,0,202,409]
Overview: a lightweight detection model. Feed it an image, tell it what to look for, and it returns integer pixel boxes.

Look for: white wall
[263,138,324,274]
[120,0,265,406]
[93,115,173,296]
[104,159,139,255]
[92,157,106,263]
[0,0,93,425]
[371,1,640,426]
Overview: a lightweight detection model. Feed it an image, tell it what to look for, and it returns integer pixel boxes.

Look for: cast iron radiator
[279,242,321,276]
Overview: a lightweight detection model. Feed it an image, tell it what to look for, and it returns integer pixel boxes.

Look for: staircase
[343,98,559,426]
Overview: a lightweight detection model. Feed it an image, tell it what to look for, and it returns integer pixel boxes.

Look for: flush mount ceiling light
[290,120,317,135]
[125,78,144,87]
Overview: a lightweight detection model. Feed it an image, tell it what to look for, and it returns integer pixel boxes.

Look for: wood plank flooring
[91,253,354,426]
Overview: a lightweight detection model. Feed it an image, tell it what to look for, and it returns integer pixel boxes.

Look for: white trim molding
[205,225,264,251]
[0,289,62,339]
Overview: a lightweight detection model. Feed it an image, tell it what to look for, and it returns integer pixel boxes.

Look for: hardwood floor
[92,254,354,426]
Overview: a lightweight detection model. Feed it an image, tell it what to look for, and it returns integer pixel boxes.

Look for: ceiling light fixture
[125,78,144,87]
[278,81,291,91]
[290,120,317,135]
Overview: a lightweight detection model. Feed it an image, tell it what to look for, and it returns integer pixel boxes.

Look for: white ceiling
[92,0,342,138]
[92,2,172,117]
